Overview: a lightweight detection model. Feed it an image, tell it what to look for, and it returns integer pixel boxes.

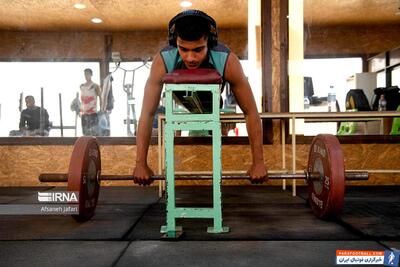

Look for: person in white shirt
[80,68,101,136]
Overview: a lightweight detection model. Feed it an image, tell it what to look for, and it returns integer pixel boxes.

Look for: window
[304,58,362,111]
[392,66,400,87]
[0,62,100,137]
[377,71,386,88]
[0,60,256,138]
[302,58,362,135]
[108,61,151,137]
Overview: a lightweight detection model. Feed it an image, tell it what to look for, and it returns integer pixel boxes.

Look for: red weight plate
[67,137,101,221]
[307,134,345,219]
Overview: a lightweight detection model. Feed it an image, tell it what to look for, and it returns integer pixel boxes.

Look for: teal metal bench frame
[160,83,230,238]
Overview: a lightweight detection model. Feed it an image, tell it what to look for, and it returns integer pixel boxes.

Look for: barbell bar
[39,171,369,183]
[36,135,374,221]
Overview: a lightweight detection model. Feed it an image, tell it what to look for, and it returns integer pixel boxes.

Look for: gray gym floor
[0,186,399,267]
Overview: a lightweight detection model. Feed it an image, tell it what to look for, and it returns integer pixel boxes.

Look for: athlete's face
[176,37,208,69]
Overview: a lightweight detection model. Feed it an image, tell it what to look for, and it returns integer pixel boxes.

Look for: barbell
[38,134,369,221]
[39,171,368,183]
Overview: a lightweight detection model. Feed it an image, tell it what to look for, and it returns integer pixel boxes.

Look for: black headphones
[168,10,218,48]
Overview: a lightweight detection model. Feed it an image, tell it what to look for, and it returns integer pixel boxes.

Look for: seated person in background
[19,95,50,136]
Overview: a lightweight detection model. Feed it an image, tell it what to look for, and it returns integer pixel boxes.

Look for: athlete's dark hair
[168,10,218,47]
[175,15,211,42]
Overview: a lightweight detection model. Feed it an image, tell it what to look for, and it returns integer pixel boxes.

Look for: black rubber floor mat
[0,204,148,240]
[339,201,400,239]
[128,202,359,240]
[297,186,400,239]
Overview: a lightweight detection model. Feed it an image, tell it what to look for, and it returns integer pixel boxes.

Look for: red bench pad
[162,69,223,84]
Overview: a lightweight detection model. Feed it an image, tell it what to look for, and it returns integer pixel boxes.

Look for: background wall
[0,29,248,61]
[0,143,399,186]
[1,25,400,60]
[304,25,400,56]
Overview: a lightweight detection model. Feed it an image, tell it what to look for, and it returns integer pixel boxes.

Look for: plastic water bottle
[304,97,310,110]
[378,94,387,111]
[327,85,336,112]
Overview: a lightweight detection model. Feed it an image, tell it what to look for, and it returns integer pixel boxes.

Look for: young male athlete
[133,10,267,185]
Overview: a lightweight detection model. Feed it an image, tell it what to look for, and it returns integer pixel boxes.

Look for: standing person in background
[80,68,102,136]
